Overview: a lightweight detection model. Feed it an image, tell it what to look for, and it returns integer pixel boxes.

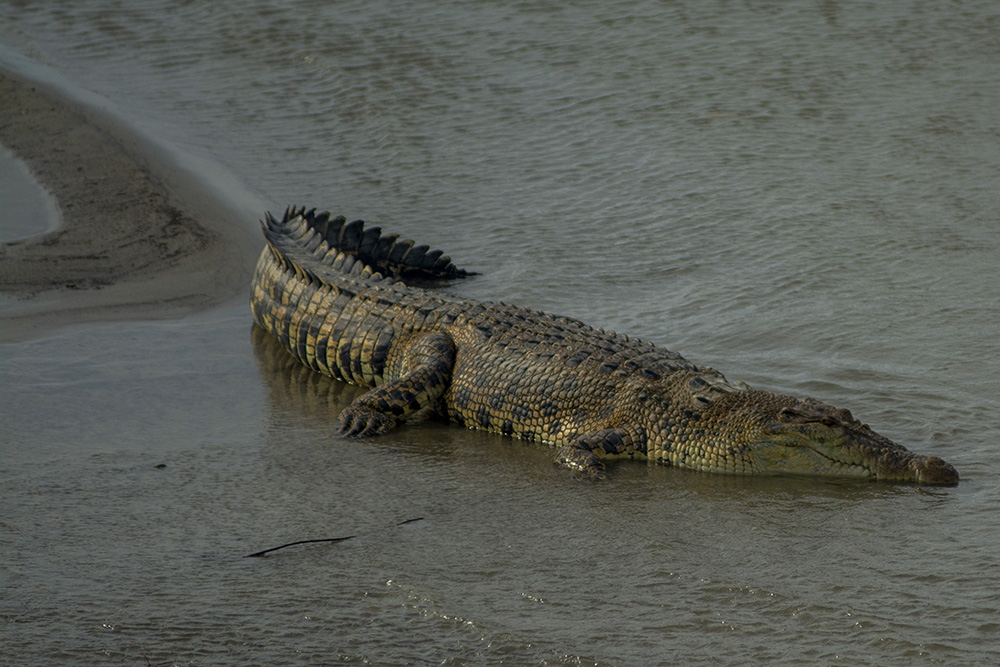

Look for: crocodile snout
[913,456,960,485]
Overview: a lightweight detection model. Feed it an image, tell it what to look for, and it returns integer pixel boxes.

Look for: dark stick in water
[243,517,424,558]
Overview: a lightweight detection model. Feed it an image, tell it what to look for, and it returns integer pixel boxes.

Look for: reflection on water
[251,322,363,424]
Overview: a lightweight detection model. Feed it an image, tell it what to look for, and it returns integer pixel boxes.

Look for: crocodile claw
[336,406,398,438]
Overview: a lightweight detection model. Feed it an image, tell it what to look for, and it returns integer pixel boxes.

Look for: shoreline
[0,62,264,343]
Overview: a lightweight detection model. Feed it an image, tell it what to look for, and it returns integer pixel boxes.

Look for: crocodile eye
[778,407,805,424]
[778,407,841,427]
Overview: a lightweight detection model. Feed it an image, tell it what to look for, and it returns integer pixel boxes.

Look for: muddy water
[2,1,999,664]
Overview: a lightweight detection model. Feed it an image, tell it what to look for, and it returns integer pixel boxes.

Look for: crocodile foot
[555,445,607,480]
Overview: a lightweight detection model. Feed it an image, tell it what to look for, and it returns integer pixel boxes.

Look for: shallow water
[0,144,60,242]
[2,1,999,664]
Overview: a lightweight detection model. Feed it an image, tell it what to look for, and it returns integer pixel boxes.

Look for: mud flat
[0,64,262,342]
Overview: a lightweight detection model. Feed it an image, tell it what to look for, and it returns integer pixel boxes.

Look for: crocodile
[250,207,959,485]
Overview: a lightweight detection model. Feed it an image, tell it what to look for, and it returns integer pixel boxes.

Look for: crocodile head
[666,386,959,484]
[723,392,959,484]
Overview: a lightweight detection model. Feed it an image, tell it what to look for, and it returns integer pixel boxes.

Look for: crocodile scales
[250,207,959,484]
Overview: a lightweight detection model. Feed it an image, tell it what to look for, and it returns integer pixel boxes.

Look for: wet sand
[0,66,262,342]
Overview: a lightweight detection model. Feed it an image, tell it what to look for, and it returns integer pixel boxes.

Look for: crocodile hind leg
[555,428,647,479]
[337,332,455,437]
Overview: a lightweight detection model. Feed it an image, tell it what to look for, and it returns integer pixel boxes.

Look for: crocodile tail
[262,206,473,283]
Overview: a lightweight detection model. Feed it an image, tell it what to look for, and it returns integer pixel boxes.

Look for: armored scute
[251,207,958,485]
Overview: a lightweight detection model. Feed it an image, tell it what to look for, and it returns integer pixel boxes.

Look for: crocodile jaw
[701,392,961,485]
[752,428,960,485]
[752,437,875,479]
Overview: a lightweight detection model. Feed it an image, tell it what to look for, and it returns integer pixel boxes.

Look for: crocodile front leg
[337,332,455,437]
[555,428,648,478]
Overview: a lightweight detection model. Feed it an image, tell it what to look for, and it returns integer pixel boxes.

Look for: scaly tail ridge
[262,206,472,286]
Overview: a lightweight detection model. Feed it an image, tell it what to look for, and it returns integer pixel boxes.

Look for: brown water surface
[2,1,998,664]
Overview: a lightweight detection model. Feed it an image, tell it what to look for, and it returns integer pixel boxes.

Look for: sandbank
[0,62,264,343]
